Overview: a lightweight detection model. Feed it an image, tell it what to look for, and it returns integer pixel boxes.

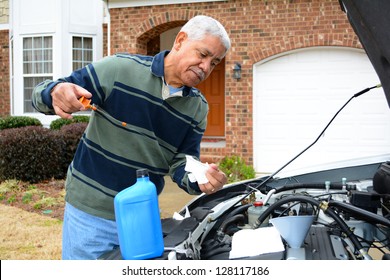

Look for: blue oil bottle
[114,169,164,260]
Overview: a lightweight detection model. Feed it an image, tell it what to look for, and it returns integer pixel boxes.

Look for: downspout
[103,0,111,56]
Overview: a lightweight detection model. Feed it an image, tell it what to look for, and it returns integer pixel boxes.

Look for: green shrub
[0,126,64,183]
[50,115,90,130]
[0,121,88,183]
[218,155,256,183]
[0,116,42,130]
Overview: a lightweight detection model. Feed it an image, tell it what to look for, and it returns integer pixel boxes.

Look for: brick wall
[108,0,362,165]
[103,23,108,57]
[0,29,9,117]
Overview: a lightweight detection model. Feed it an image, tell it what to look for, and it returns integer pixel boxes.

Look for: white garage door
[253,47,390,174]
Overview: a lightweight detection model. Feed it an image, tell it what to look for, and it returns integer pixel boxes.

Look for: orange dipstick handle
[79,96,96,111]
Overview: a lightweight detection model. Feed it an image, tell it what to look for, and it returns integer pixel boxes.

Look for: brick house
[1,0,389,174]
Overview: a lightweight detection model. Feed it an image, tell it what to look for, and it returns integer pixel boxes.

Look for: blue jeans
[62,202,119,260]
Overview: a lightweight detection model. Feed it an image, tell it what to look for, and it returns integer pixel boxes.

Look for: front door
[197,58,225,137]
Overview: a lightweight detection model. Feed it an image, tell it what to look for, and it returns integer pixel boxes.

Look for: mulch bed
[0,179,66,220]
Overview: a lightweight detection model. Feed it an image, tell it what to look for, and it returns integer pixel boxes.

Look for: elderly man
[32,15,231,259]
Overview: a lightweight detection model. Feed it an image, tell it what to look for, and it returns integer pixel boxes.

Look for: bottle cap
[136,169,149,178]
[253,201,264,207]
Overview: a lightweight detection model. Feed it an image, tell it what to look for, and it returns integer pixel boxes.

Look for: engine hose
[225,203,252,220]
[321,204,371,259]
[212,204,251,232]
[254,195,320,227]
[253,195,369,259]
[328,200,390,227]
[219,214,246,233]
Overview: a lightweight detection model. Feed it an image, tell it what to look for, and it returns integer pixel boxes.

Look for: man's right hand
[51,83,92,119]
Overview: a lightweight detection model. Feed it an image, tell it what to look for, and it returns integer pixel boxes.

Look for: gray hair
[180,15,231,52]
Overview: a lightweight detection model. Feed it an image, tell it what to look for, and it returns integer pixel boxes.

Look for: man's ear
[173,31,188,51]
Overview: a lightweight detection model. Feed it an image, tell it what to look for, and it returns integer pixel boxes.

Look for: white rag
[184,155,209,184]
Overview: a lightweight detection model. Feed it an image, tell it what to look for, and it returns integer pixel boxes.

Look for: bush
[218,155,256,183]
[0,116,42,130]
[0,121,88,183]
[0,126,64,183]
[50,115,90,130]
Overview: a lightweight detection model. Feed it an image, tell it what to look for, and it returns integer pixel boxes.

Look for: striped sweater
[32,51,208,220]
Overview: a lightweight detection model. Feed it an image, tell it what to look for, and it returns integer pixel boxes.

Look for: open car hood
[340,0,390,108]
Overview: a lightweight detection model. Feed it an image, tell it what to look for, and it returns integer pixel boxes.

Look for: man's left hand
[198,163,227,195]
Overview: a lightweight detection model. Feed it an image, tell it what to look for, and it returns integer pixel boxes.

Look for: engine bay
[100,159,390,261]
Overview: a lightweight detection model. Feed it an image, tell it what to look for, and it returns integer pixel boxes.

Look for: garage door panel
[253,47,390,174]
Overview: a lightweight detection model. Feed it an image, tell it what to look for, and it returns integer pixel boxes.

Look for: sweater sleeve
[170,155,202,195]
[32,80,63,114]
[32,56,119,114]
[169,97,208,195]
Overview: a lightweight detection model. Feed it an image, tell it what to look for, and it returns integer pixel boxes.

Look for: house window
[23,36,53,113]
[72,36,93,70]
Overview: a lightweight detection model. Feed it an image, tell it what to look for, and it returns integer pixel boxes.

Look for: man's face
[172,32,226,87]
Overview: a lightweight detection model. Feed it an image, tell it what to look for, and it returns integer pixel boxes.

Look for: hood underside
[340,0,390,108]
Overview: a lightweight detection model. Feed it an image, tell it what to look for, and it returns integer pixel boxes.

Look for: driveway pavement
[158,176,196,218]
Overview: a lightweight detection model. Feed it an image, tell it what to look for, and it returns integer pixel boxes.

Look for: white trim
[9,38,13,115]
[18,113,60,128]
[108,0,226,8]
[201,140,226,148]
[0,23,9,30]
[255,46,366,66]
